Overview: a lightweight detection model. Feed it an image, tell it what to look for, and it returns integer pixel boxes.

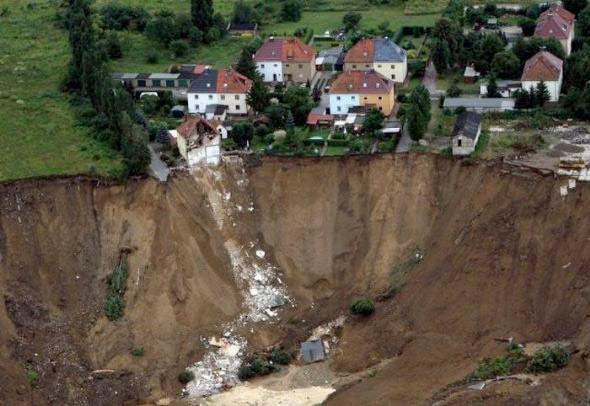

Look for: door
[273,73,277,81]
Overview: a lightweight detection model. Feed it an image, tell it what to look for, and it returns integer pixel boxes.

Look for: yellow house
[329,70,395,115]
[344,37,408,83]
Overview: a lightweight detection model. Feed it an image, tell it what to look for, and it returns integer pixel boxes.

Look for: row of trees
[400,85,431,141]
[63,0,149,176]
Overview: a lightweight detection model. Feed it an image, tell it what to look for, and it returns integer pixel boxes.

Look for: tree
[265,104,287,129]
[564,0,588,15]
[191,0,214,33]
[406,85,431,141]
[486,74,499,97]
[564,48,590,91]
[236,48,258,80]
[447,82,462,97]
[514,88,533,109]
[104,32,123,59]
[579,5,590,38]
[535,81,550,106]
[432,39,451,74]
[145,14,179,46]
[518,17,536,36]
[491,50,520,79]
[513,37,565,65]
[432,18,463,59]
[170,39,189,57]
[283,86,313,125]
[232,0,257,24]
[280,0,302,22]
[343,12,362,32]
[477,33,505,74]
[363,108,385,136]
[231,122,254,148]
[247,78,270,113]
[285,110,295,134]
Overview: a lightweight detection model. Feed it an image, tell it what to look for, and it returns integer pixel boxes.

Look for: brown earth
[1,154,590,405]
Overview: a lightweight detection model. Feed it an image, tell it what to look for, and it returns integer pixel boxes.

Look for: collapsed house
[169,116,225,166]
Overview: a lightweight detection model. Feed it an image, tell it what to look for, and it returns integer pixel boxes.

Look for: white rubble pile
[184,158,291,400]
[184,335,246,399]
[225,240,288,322]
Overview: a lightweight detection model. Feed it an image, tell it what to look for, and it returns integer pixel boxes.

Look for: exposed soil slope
[0,155,589,405]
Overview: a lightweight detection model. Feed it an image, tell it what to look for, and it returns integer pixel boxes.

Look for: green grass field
[0,0,124,182]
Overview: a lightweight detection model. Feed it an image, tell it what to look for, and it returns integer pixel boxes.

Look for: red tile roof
[175,116,216,140]
[540,4,575,24]
[306,112,334,125]
[535,6,573,40]
[344,38,375,63]
[521,51,563,81]
[329,70,393,94]
[216,69,252,93]
[254,37,315,62]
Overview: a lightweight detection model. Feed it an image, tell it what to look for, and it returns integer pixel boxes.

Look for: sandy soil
[1,155,590,405]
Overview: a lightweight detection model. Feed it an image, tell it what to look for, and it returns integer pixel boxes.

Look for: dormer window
[224,83,228,88]
[363,82,367,88]
[376,83,380,88]
[207,83,211,88]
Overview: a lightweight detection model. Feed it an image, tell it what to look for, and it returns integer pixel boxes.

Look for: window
[236,105,240,110]
[391,65,394,69]
[377,64,382,68]
[298,64,303,68]
[363,96,368,100]
[365,64,370,68]
[235,95,239,100]
[458,139,462,147]
[166,80,174,87]
[337,106,341,111]
[137,80,146,87]
[220,95,225,100]
[352,64,357,69]
[286,64,290,67]
[379,106,383,111]
[152,79,161,87]
[208,95,213,100]
[391,74,395,80]
[273,64,278,67]
[261,64,265,68]
[336,96,341,100]
[179,79,188,87]
[194,95,199,99]
[352,96,356,99]
[194,105,199,111]
[378,96,382,100]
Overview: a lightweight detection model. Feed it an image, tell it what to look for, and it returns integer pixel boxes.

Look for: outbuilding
[301,340,325,363]
[452,111,482,156]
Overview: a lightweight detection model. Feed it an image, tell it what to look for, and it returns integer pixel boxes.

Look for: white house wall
[187,93,249,115]
[256,61,283,82]
[522,73,562,102]
[374,60,407,83]
[329,93,360,114]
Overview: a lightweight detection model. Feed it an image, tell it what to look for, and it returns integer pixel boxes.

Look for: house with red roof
[534,4,575,55]
[521,50,563,102]
[343,37,407,83]
[187,68,252,115]
[254,37,316,83]
[328,70,395,115]
[169,116,224,166]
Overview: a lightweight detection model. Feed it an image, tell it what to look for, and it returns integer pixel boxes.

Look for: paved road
[148,145,170,182]
[395,122,413,153]
[422,62,444,98]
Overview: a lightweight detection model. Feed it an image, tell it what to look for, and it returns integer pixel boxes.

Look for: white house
[173,116,222,166]
[452,111,482,156]
[534,5,575,56]
[521,50,563,102]
[254,37,316,83]
[187,68,252,115]
[343,37,407,83]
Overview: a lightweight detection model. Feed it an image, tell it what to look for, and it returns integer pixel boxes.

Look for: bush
[26,369,39,386]
[221,138,238,151]
[104,258,129,321]
[270,349,291,365]
[105,32,123,59]
[104,294,124,321]
[170,40,189,57]
[131,346,145,357]
[350,299,375,316]
[146,50,159,64]
[100,3,150,31]
[526,345,570,373]
[178,370,195,384]
[238,357,276,380]
[473,357,511,380]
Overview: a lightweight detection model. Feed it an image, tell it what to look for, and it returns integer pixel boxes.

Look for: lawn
[324,145,348,156]
[0,0,124,182]
[265,6,438,36]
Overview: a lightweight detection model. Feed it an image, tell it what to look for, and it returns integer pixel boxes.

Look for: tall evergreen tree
[247,78,270,113]
[432,39,451,74]
[535,81,550,106]
[236,48,258,80]
[191,0,214,33]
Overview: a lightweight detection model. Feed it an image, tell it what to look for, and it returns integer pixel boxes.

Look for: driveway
[395,122,413,153]
[422,62,444,98]
[148,145,170,182]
